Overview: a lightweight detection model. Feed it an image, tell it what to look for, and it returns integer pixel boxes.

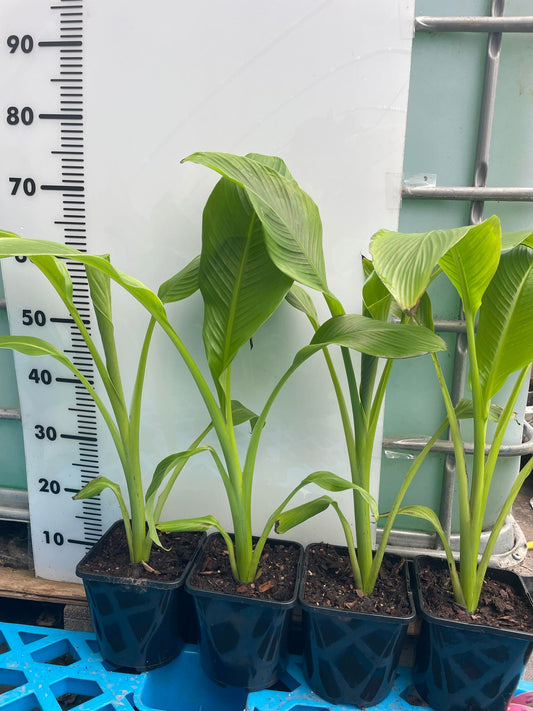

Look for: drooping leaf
[275,496,333,534]
[370,224,473,313]
[158,255,201,304]
[183,152,329,294]
[199,176,292,380]
[300,470,379,519]
[230,400,258,429]
[292,314,446,369]
[439,216,501,316]
[145,449,207,505]
[158,514,221,533]
[0,335,81,375]
[31,255,74,306]
[285,284,319,329]
[73,475,122,501]
[476,245,533,402]
[0,235,168,323]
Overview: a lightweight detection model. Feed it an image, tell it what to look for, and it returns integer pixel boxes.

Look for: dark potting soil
[77,525,203,583]
[417,558,533,633]
[189,535,300,602]
[302,543,412,616]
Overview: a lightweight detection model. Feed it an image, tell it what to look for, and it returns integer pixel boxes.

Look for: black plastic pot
[76,521,203,672]
[185,534,303,691]
[299,545,416,708]
[412,556,533,711]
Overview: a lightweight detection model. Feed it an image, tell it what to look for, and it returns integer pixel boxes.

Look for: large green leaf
[199,176,292,380]
[31,255,74,306]
[184,152,328,293]
[476,245,533,401]
[370,224,476,312]
[439,217,501,316]
[158,255,200,304]
[292,314,446,368]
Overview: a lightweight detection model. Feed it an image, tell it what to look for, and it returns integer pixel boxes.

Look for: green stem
[125,317,157,561]
[331,501,363,589]
[371,420,449,590]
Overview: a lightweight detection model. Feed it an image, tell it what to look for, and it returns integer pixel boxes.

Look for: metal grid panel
[383,0,533,562]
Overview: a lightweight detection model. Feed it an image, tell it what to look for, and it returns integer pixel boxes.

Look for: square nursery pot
[299,544,416,708]
[185,533,303,692]
[412,555,533,711]
[76,521,204,672]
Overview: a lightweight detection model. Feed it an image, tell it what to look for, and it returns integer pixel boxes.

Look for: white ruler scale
[1,0,107,580]
[1,0,415,583]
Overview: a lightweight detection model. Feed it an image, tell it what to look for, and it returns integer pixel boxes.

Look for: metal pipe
[415,16,533,33]
[0,408,21,421]
[402,186,533,201]
[383,420,533,458]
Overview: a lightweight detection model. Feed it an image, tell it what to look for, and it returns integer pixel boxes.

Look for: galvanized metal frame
[384,0,533,563]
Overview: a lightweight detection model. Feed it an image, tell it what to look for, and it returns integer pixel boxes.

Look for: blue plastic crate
[246,657,533,710]
[0,622,246,711]
[0,621,532,711]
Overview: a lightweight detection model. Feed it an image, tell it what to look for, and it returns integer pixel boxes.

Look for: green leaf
[84,257,125,401]
[275,496,333,534]
[0,335,80,374]
[454,398,505,423]
[415,292,435,331]
[230,399,258,429]
[285,284,319,328]
[158,514,221,533]
[73,476,122,501]
[31,255,74,306]
[300,471,379,519]
[184,151,328,294]
[158,255,201,304]
[292,314,446,369]
[501,230,533,251]
[362,268,392,322]
[476,245,533,401]
[0,235,168,323]
[370,224,473,312]
[392,504,448,539]
[199,176,292,380]
[439,217,501,316]
[245,153,296,181]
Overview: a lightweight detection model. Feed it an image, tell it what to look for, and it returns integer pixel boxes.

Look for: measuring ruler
[0,0,113,582]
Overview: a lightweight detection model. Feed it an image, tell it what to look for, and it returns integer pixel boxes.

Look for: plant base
[299,545,416,707]
[76,521,203,671]
[185,533,303,691]
[413,556,533,711]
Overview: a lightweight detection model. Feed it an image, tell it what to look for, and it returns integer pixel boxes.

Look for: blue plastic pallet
[0,622,532,711]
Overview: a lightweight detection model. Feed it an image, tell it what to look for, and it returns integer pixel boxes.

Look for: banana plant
[0,152,445,583]
[157,152,447,584]
[0,249,257,565]
[370,215,533,611]
[275,257,451,594]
